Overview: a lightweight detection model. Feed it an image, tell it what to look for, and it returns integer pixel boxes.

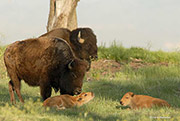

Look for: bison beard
[4,37,88,104]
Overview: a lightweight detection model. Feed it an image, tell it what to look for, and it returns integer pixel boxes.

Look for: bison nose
[92,55,98,60]
[74,88,82,95]
[94,55,98,59]
[120,101,123,105]
[90,55,98,61]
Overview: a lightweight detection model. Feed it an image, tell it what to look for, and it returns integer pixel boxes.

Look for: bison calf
[120,92,170,109]
[4,37,88,104]
[43,92,94,109]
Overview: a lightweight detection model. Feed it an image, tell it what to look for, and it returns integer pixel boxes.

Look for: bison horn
[78,31,81,38]
[68,60,74,70]
[78,31,85,44]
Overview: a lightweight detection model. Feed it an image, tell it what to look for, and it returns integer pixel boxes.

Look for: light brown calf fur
[43,92,94,109]
[120,92,170,109]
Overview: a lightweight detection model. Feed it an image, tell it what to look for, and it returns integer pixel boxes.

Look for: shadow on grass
[45,107,122,121]
[0,85,40,105]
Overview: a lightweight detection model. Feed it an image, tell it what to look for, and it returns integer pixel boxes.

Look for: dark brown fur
[4,37,88,103]
[40,27,98,71]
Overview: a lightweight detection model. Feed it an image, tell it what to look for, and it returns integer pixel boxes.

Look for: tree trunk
[47,0,80,32]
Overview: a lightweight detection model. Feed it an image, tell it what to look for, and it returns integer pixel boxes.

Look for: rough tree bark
[47,0,80,32]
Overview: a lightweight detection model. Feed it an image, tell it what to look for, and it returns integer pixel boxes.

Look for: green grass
[1,45,180,121]
[0,46,7,80]
[98,43,180,63]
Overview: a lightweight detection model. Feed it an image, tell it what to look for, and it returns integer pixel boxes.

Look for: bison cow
[40,27,98,71]
[4,37,88,103]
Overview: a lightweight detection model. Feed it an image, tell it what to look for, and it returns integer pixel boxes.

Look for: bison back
[4,37,75,86]
[39,28,71,43]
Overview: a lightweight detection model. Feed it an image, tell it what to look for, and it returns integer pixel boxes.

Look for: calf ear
[131,93,134,97]
[78,31,85,44]
[68,60,75,70]
[129,92,134,97]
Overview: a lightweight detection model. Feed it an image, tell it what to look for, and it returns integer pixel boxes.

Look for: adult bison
[40,27,98,71]
[4,37,88,103]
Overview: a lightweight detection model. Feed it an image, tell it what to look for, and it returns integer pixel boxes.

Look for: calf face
[76,92,94,106]
[120,92,134,106]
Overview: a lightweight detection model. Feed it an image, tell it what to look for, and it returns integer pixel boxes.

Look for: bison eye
[71,73,77,78]
[84,94,87,96]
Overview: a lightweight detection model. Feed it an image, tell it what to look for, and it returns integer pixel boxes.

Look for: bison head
[60,58,88,95]
[70,28,98,70]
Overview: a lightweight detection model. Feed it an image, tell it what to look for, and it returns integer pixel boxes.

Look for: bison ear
[78,31,85,44]
[68,60,75,70]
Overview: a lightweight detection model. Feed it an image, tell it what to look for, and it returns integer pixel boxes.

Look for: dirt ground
[90,59,121,74]
[86,59,169,80]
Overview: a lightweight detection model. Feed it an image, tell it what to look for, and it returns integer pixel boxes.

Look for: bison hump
[52,38,74,57]
[43,38,75,66]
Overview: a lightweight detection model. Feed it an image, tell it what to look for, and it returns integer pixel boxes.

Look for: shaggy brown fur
[43,92,94,109]
[4,37,88,104]
[40,27,98,71]
[120,92,170,109]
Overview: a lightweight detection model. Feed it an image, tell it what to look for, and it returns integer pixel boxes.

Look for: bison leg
[40,82,52,100]
[8,80,16,104]
[9,73,24,103]
[15,86,24,103]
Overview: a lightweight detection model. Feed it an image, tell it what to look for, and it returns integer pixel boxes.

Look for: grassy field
[98,43,180,63]
[0,45,180,121]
